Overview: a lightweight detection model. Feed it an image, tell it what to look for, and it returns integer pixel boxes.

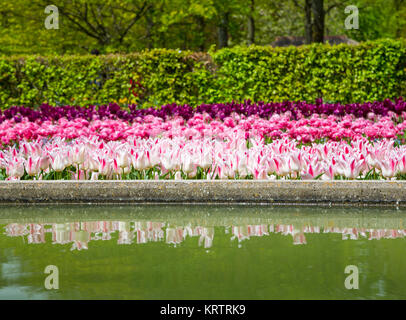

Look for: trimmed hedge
[0,39,405,109]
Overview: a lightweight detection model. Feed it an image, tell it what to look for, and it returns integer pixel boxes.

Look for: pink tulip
[51,154,66,172]
[7,158,24,178]
[39,156,50,171]
[174,171,182,180]
[398,154,406,174]
[25,157,40,176]
[98,158,110,176]
[117,150,130,169]
[73,146,86,164]
[379,159,398,179]
[339,158,364,179]
[301,163,323,180]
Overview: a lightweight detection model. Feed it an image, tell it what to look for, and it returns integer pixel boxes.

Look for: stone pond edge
[0,180,406,206]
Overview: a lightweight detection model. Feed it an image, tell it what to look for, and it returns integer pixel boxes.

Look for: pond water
[1,204,406,300]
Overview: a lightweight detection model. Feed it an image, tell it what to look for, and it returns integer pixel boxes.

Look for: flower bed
[1,136,406,181]
[1,113,406,145]
[1,101,406,181]
[2,98,406,123]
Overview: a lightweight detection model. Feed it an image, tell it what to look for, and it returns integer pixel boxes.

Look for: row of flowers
[1,113,406,145]
[2,98,406,123]
[1,136,406,180]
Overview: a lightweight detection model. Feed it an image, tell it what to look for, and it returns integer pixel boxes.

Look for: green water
[1,204,406,300]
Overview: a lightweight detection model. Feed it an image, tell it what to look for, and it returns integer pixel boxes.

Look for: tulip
[322,165,335,180]
[301,163,323,180]
[134,153,147,170]
[87,157,99,172]
[73,146,86,164]
[253,168,268,180]
[117,150,130,169]
[279,157,291,176]
[379,159,398,179]
[2,128,406,181]
[174,171,182,180]
[98,158,110,176]
[51,154,66,172]
[398,154,406,174]
[182,155,194,174]
[39,156,50,171]
[288,154,301,172]
[200,152,212,170]
[7,158,24,178]
[341,158,364,179]
[25,157,40,176]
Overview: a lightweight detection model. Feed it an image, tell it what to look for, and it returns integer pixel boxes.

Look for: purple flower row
[1,98,406,123]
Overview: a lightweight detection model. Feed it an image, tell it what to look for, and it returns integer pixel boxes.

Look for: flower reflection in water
[4,221,406,251]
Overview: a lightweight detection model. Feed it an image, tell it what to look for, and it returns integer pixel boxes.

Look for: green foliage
[343,0,406,42]
[2,0,406,56]
[0,39,405,109]
[211,39,406,103]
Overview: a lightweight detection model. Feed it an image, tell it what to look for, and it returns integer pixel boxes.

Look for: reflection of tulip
[136,230,147,244]
[292,231,307,245]
[198,227,214,248]
[342,228,359,240]
[70,241,88,251]
[7,220,406,250]
[118,231,135,244]
[166,228,184,245]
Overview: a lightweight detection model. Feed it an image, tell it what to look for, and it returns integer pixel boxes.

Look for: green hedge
[0,39,405,109]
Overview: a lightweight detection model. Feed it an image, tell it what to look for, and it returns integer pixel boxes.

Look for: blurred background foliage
[0,0,405,55]
[0,0,406,107]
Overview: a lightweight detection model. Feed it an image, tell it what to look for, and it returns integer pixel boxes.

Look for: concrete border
[1,180,406,206]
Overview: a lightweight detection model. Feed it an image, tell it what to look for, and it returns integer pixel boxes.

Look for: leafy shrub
[0,39,405,109]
